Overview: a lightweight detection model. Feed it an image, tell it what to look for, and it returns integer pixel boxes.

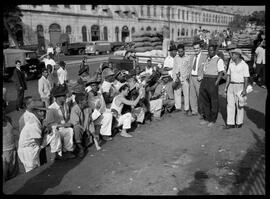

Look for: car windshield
[87,42,95,46]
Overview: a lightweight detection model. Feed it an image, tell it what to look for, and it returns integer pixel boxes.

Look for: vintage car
[3,48,45,81]
[85,41,111,55]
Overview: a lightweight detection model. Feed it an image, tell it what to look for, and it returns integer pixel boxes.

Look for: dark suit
[12,68,27,109]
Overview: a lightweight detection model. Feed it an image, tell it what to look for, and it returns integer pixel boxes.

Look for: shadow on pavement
[245,106,265,130]
[218,95,227,124]
[13,152,88,195]
[228,129,265,195]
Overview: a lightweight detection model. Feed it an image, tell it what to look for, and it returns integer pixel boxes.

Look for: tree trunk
[3,18,19,48]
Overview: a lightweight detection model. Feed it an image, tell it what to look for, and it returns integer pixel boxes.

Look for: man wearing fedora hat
[101,68,117,108]
[164,45,177,77]
[224,48,250,129]
[44,85,76,159]
[57,61,68,86]
[86,76,113,142]
[150,71,175,119]
[18,100,47,172]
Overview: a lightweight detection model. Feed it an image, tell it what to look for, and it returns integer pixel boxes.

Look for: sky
[237,6,265,15]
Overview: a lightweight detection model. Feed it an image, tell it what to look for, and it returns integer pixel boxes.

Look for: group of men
[3,40,251,180]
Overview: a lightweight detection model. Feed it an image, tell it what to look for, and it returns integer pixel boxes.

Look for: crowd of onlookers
[3,30,265,183]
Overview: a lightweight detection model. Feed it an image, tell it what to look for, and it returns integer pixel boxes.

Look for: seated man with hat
[69,92,92,157]
[150,71,176,119]
[101,68,118,108]
[163,45,177,77]
[86,76,113,142]
[77,63,90,86]
[111,84,145,137]
[43,85,76,159]
[18,100,47,172]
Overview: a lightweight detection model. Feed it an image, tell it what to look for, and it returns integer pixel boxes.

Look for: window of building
[161,7,164,18]
[82,26,87,42]
[171,8,174,19]
[80,5,86,10]
[154,6,156,17]
[153,27,156,31]
[66,25,71,34]
[115,26,119,42]
[147,6,150,17]
[132,27,135,34]
[141,27,144,31]
[141,6,144,16]
[191,29,193,36]
[181,28,185,36]
[186,11,189,21]
[178,9,180,20]
[186,29,188,36]
[182,10,185,20]
[192,12,194,21]
[172,28,174,39]
[50,5,58,7]
[104,26,108,41]
[178,29,180,36]
[64,5,70,8]
[167,7,170,19]
[146,26,151,31]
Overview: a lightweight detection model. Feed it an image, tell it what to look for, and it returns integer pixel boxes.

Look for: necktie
[193,55,198,71]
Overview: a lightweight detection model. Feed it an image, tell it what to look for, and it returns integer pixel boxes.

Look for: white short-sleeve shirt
[227,60,250,82]
[255,46,265,64]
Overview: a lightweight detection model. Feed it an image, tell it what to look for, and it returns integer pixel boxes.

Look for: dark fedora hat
[169,45,177,51]
[31,100,47,111]
[71,83,85,94]
[86,76,101,87]
[52,85,69,97]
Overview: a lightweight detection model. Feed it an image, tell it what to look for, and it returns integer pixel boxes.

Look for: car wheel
[79,49,85,55]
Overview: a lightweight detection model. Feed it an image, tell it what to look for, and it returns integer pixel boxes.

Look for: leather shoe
[103,136,113,141]
[223,125,235,130]
[175,109,182,112]
[236,124,243,128]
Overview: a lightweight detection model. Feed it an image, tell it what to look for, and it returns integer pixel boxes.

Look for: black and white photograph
[2,4,266,195]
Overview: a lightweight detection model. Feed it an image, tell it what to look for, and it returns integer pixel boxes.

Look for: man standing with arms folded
[12,60,27,111]
[173,44,191,114]
[224,49,250,129]
[199,45,225,127]
[189,41,207,117]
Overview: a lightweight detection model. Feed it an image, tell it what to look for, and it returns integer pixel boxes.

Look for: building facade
[15,5,235,48]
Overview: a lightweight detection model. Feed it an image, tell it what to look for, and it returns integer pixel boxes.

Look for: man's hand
[197,76,202,82]
[241,90,247,97]
[224,88,227,96]
[95,100,102,110]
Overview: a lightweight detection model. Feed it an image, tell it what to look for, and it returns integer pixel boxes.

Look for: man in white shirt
[199,45,225,127]
[38,68,52,108]
[57,61,68,85]
[254,40,265,88]
[101,68,117,108]
[44,53,56,72]
[224,49,250,129]
[172,44,190,114]
[163,46,177,77]
[47,43,54,55]
[189,41,208,116]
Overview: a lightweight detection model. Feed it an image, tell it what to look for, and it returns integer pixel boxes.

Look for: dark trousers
[16,88,25,109]
[199,77,219,123]
[255,64,265,86]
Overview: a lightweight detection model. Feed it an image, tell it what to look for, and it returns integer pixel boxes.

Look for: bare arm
[241,77,248,97]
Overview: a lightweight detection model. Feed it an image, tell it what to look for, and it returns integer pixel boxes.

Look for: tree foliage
[3,5,23,48]
[248,10,265,26]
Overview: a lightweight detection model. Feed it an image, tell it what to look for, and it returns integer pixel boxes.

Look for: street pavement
[2,60,267,194]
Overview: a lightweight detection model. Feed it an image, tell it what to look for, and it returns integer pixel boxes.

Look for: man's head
[119,84,129,97]
[52,85,68,105]
[24,96,34,111]
[42,68,49,78]
[231,49,242,62]
[47,64,53,73]
[146,60,152,68]
[169,45,177,58]
[208,45,217,58]
[48,53,53,59]
[135,65,141,74]
[177,44,185,57]
[15,60,21,68]
[75,93,88,108]
[31,100,47,121]
[59,61,66,69]
[192,41,201,56]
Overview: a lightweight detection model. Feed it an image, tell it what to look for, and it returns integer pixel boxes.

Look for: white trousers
[227,84,245,125]
[18,145,40,173]
[174,80,189,111]
[134,107,145,123]
[117,113,133,129]
[100,112,113,136]
[150,99,163,118]
[43,126,74,155]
